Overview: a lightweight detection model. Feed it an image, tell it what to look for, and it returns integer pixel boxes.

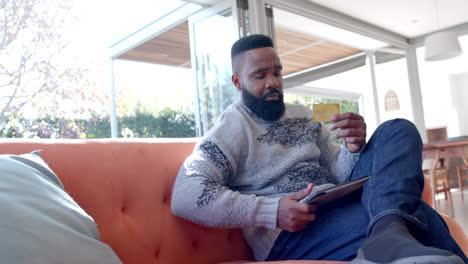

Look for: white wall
[374,58,414,125]
[450,72,468,136]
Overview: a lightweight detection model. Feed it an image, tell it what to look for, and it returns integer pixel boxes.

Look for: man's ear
[232,73,241,91]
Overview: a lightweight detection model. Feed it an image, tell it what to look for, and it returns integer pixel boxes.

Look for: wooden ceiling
[117,21,362,75]
[275,27,361,75]
[118,21,191,68]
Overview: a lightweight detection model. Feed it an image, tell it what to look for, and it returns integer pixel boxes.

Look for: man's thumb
[289,184,313,201]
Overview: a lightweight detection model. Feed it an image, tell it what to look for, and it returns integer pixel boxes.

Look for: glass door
[189,0,240,136]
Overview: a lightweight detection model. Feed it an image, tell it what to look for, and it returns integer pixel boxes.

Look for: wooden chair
[423,127,456,215]
[423,166,454,217]
[457,164,468,200]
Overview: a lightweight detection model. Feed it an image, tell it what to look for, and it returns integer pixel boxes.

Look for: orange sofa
[0,138,466,264]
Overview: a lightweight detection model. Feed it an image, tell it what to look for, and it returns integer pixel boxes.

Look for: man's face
[241,85,285,121]
[233,47,285,121]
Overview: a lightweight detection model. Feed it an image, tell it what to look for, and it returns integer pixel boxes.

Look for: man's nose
[265,75,279,89]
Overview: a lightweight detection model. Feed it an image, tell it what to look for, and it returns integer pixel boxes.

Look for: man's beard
[242,85,285,122]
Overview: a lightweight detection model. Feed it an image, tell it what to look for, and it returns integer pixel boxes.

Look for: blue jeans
[266,119,468,262]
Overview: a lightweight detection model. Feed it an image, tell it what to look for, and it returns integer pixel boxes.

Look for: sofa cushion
[0,139,254,264]
[0,151,122,264]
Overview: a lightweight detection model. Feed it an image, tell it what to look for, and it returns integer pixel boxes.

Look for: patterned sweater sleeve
[316,122,362,184]
[171,138,279,229]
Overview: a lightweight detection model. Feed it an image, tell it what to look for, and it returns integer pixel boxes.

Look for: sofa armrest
[219,260,346,264]
[441,214,468,255]
[423,176,468,255]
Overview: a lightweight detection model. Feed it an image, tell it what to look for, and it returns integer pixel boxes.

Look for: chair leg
[458,166,464,200]
[447,185,455,217]
[441,181,449,200]
[444,177,455,217]
[439,182,455,217]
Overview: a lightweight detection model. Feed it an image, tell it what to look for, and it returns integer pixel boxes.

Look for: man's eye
[274,72,282,77]
[254,74,265,79]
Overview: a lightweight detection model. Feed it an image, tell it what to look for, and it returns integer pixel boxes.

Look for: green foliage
[119,107,195,138]
[0,108,196,139]
[284,94,359,114]
[0,115,86,139]
[78,117,111,139]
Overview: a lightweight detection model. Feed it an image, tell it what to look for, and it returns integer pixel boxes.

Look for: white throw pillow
[0,151,122,264]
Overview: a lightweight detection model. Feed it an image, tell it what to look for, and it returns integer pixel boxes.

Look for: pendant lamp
[424,0,463,61]
[425,31,462,61]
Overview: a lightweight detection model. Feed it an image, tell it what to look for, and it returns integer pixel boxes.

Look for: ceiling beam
[375,51,404,64]
[265,0,410,48]
[283,53,366,89]
[284,85,361,101]
[181,0,214,7]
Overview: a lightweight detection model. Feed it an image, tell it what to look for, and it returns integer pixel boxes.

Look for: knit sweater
[171,100,361,261]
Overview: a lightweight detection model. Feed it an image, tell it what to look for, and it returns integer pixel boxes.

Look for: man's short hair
[231,34,274,59]
[231,34,274,72]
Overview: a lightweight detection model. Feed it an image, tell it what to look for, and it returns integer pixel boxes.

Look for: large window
[0,0,194,139]
[189,3,238,136]
[113,60,196,138]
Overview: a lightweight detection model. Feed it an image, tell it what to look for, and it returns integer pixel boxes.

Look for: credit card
[313,104,340,122]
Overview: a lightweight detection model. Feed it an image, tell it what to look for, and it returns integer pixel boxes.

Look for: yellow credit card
[313,104,340,122]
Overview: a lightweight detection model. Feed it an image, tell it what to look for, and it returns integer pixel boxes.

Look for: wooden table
[423,138,468,215]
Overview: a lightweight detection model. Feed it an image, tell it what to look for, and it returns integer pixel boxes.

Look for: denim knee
[373,119,423,151]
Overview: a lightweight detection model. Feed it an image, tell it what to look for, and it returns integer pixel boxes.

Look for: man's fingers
[330,119,366,131]
[288,184,313,200]
[329,112,365,133]
[299,213,317,222]
[294,203,318,214]
[334,128,366,139]
[330,112,363,123]
[329,113,367,153]
[344,137,366,145]
[286,213,317,232]
[277,195,318,232]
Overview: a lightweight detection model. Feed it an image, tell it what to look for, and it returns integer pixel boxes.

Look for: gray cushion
[0,151,122,264]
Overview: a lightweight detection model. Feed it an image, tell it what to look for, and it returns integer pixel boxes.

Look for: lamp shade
[424,31,462,61]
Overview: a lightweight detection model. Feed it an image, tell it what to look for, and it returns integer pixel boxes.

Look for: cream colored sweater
[171,101,360,261]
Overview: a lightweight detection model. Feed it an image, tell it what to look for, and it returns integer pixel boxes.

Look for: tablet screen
[300,176,370,205]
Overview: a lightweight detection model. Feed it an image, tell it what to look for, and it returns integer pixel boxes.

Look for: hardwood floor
[434,189,468,235]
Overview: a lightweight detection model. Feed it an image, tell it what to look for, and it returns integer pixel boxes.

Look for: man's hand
[330,112,367,153]
[277,184,318,232]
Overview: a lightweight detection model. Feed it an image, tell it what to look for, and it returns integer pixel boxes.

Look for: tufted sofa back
[0,138,253,264]
[2,139,467,264]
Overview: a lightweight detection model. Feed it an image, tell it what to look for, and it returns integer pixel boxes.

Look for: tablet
[299,176,370,206]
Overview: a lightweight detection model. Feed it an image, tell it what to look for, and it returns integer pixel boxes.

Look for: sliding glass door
[189,0,239,136]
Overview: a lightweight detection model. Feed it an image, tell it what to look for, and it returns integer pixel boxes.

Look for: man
[171,34,467,264]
